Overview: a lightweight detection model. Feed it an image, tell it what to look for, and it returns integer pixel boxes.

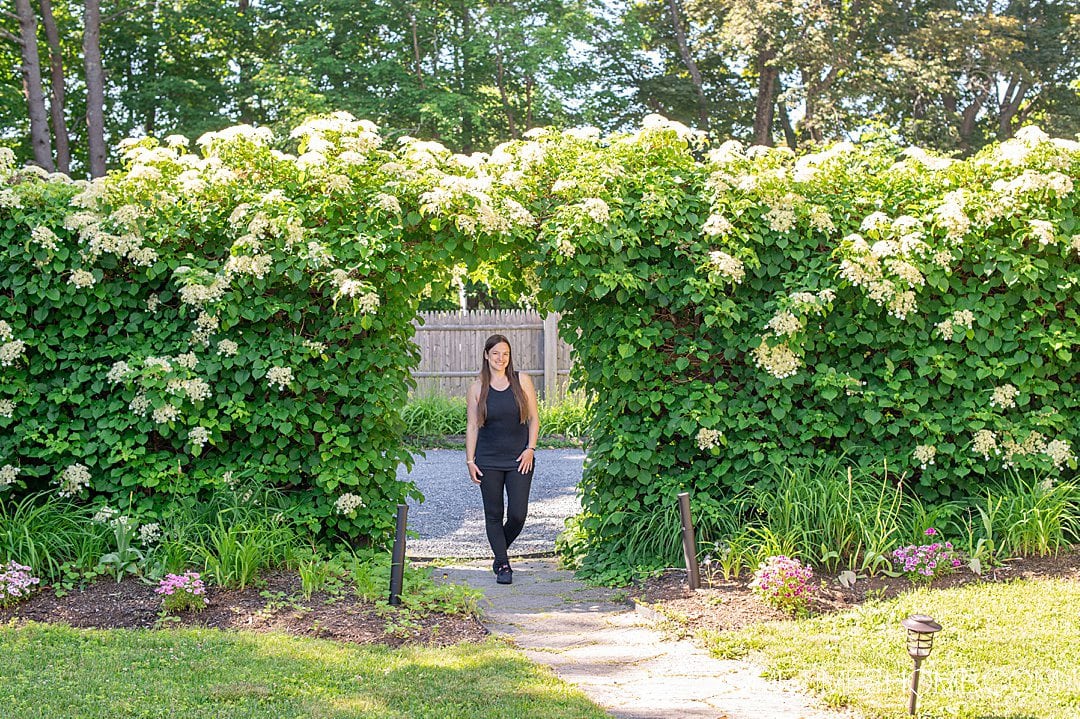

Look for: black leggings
[478,466,533,563]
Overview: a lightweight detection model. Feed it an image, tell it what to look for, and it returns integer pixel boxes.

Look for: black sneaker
[495,561,513,585]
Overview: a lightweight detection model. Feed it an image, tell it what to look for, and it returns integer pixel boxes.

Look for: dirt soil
[633,548,1080,634]
[6,551,1078,647]
[0,569,487,647]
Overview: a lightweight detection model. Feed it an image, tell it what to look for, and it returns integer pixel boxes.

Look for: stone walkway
[438,558,854,719]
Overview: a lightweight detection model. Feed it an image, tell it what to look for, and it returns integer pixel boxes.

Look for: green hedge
[2,120,1077,568]
[0,121,517,542]
[514,123,1078,574]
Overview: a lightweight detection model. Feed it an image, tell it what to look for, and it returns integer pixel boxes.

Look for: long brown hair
[477,334,528,426]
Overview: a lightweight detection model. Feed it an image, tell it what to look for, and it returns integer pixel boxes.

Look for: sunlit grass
[0,624,609,719]
[703,577,1080,719]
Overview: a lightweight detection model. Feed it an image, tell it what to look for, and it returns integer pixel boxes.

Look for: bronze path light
[901,614,942,716]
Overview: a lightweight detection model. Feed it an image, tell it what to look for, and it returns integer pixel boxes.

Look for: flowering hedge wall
[2,116,1077,560]
[515,123,1078,571]
[0,118,517,541]
[513,122,1078,571]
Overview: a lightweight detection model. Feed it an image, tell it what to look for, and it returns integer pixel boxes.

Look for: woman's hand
[516,447,535,474]
[467,460,483,485]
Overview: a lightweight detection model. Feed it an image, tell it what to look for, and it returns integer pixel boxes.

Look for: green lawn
[703,577,1080,719]
[0,624,609,719]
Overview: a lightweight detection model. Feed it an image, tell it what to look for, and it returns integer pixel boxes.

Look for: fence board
[411,310,573,400]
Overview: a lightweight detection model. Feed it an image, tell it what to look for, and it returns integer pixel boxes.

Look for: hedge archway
[2,116,1077,561]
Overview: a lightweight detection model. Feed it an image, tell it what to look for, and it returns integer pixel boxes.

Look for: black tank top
[476,381,530,470]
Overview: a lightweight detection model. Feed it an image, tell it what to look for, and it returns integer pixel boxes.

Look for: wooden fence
[411,310,574,400]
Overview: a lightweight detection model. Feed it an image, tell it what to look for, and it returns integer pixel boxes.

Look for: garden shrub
[2,118,1077,574]
[482,121,1077,577]
[0,119,518,544]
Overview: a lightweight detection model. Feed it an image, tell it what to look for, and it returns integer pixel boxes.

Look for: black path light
[901,614,943,716]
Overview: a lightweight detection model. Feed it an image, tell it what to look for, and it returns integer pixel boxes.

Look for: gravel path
[398,448,585,559]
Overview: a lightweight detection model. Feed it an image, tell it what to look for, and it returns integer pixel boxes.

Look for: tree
[39,0,70,172]
[9,0,54,169]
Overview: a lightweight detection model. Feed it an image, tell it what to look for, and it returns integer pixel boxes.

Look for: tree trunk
[665,0,708,131]
[83,0,106,177]
[492,28,517,139]
[458,4,473,153]
[752,45,778,146]
[14,0,55,170]
[410,8,425,88]
[39,0,70,173]
[236,0,254,123]
[777,99,797,150]
[958,82,991,152]
[998,78,1030,139]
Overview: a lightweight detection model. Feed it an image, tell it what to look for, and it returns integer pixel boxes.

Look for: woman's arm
[465,381,483,484]
[517,373,540,473]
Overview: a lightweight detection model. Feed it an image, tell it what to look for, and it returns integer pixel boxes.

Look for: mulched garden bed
[0,569,488,647]
[633,548,1080,634]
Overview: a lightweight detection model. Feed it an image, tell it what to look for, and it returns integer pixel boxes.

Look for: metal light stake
[677,492,700,590]
[901,614,942,716]
[388,504,408,606]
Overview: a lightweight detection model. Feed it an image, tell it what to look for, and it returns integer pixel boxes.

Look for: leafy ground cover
[636,548,1080,718]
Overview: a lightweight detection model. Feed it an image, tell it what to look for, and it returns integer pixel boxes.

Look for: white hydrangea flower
[1028,219,1056,246]
[69,269,96,288]
[303,339,328,353]
[765,206,796,233]
[57,463,91,497]
[0,340,27,367]
[146,294,160,312]
[188,426,210,449]
[695,428,723,451]
[106,361,133,383]
[266,366,294,391]
[750,337,801,379]
[808,206,835,232]
[0,398,14,418]
[935,309,975,341]
[129,392,151,415]
[972,430,998,460]
[702,213,733,237]
[0,321,11,341]
[31,226,60,251]
[990,384,1019,410]
[374,193,401,215]
[913,444,937,469]
[335,492,365,515]
[860,212,890,233]
[144,356,173,372]
[886,290,917,320]
[706,251,745,285]
[217,339,239,357]
[175,353,198,370]
[182,378,212,402]
[0,464,20,486]
[1045,439,1075,471]
[766,311,802,337]
[152,404,180,424]
[92,505,117,523]
[580,198,609,224]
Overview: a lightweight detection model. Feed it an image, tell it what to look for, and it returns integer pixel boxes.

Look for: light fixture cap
[902,614,942,635]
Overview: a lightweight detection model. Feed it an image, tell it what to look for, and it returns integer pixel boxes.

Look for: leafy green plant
[0,493,107,584]
[96,515,145,582]
[981,472,1080,557]
[401,395,468,437]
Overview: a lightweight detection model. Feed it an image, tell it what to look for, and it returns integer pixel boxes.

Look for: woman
[466,334,539,585]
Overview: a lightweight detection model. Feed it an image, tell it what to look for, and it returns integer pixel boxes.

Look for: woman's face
[486,342,511,373]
